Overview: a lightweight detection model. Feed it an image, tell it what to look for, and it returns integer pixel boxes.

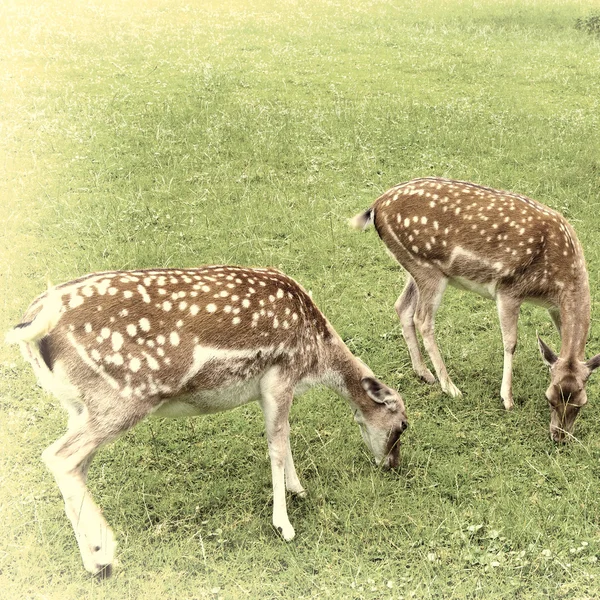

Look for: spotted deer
[5,265,407,577]
[351,177,600,442]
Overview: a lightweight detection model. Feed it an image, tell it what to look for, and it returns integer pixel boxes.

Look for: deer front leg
[548,307,562,336]
[395,276,436,384]
[496,293,521,410]
[413,275,462,397]
[259,371,296,541]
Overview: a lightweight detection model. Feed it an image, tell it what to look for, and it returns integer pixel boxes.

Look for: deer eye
[571,394,587,408]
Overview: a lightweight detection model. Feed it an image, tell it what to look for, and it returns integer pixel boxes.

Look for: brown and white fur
[351,177,600,442]
[6,265,407,577]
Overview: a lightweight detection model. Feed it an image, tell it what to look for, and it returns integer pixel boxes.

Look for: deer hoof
[417,369,436,384]
[95,563,113,580]
[443,381,462,398]
[274,521,295,541]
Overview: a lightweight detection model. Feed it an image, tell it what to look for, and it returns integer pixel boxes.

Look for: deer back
[371,178,586,301]
[17,266,334,403]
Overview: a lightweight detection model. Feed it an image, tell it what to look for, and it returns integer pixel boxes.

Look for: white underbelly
[449,276,497,300]
[152,377,262,417]
[151,372,322,419]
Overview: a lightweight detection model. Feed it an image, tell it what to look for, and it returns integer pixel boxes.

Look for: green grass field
[2,0,600,597]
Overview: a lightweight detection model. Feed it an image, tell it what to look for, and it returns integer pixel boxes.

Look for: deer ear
[361,377,398,411]
[585,354,600,373]
[538,335,558,367]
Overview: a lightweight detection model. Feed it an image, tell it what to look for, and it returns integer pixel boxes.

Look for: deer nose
[400,420,408,433]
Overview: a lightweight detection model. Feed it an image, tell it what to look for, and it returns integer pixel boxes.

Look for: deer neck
[558,275,591,361]
[318,340,368,404]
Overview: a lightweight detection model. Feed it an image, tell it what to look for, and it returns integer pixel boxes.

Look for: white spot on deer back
[110,353,124,366]
[111,331,124,352]
[96,280,111,295]
[143,352,160,370]
[69,294,84,309]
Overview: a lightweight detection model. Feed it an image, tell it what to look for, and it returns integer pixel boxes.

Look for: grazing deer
[351,177,600,442]
[6,265,407,577]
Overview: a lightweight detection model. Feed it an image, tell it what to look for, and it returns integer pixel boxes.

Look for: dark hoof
[95,563,113,580]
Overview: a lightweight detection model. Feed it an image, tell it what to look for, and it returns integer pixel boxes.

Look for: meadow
[2,0,600,597]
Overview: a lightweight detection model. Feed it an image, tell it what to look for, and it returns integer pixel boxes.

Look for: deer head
[538,336,600,441]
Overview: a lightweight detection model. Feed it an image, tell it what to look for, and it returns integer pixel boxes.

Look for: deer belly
[449,276,497,300]
[153,376,262,417]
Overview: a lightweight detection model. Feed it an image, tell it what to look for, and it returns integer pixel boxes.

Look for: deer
[5,265,407,578]
[350,177,600,442]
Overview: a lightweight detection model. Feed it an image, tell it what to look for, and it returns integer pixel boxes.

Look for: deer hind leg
[64,402,97,483]
[259,370,296,541]
[395,276,436,384]
[412,274,462,398]
[42,426,116,577]
[80,452,97,483]
[42,395,151,577]
[496,293,521,410]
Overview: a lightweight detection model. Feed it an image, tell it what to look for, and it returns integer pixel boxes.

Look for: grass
[2,0,600,597]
